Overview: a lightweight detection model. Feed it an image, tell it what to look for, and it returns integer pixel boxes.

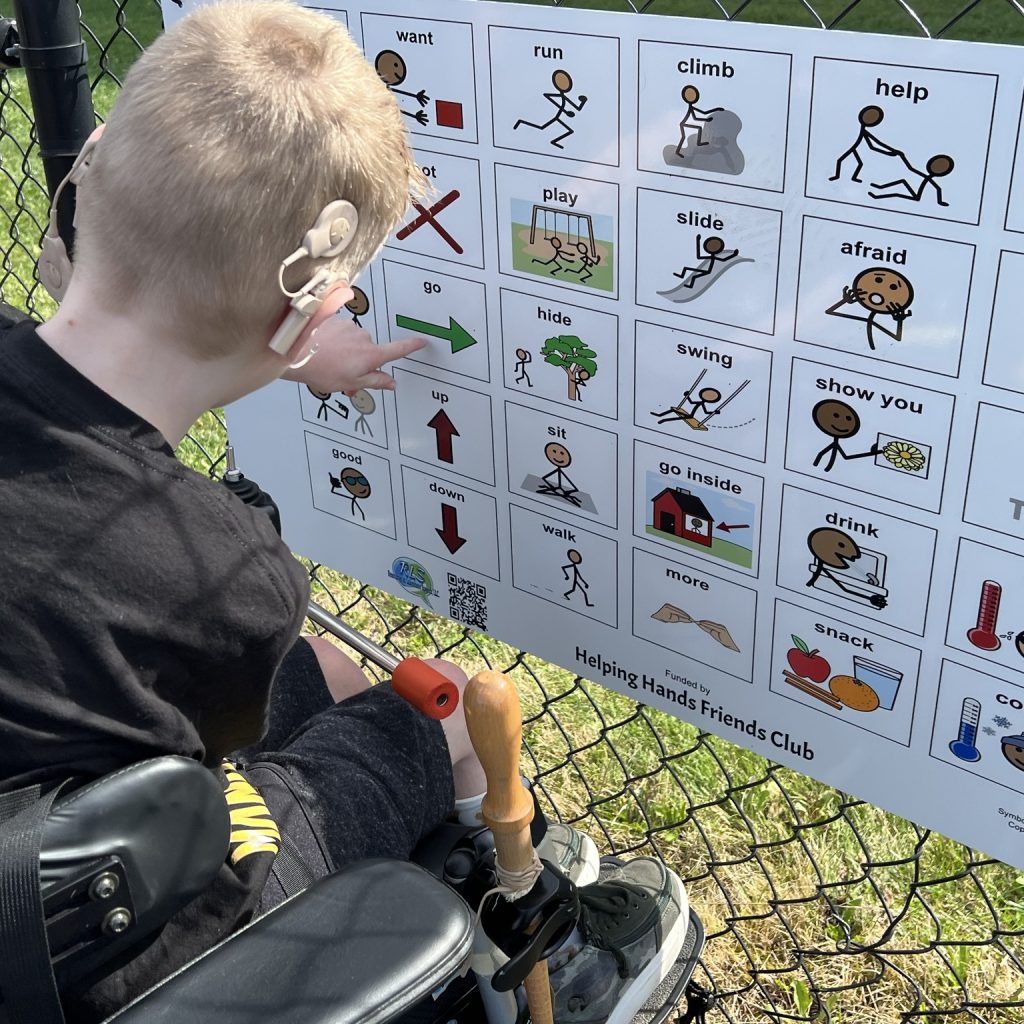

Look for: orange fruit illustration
[829,674,880,712]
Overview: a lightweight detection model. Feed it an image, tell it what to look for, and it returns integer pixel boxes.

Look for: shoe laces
[578,881,652,979]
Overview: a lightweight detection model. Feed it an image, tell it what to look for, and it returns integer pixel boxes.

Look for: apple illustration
[787,635,831,683]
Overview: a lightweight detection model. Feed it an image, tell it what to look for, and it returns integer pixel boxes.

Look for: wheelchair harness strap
[0,783,68,1024]
[240,762,333,913]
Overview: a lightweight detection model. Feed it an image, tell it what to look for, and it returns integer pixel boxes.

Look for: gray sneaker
[453,792,600,886]
[538,822,600,887]
[547,857,689,1024]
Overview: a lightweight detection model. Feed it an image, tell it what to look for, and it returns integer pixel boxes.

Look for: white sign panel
[165,0,1024,867]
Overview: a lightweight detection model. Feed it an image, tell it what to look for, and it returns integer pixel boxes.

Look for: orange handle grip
[391,658,459,719]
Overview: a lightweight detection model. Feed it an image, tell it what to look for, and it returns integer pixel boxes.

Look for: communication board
[167,0,1024,866]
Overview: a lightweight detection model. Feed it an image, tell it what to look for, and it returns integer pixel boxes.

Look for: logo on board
[388,557,439,607]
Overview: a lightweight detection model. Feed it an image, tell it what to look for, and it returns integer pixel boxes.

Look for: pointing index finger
[373,335,428,365]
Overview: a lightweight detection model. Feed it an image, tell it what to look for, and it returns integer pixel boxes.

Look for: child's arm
[281,319,426,394]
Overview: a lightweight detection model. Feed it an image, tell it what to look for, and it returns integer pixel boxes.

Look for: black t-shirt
[0,316,309,791]
[0,313,309,1018]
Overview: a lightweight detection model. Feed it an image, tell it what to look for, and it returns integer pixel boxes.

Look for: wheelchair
[0,438,707,1023]
[0,747,707,1024]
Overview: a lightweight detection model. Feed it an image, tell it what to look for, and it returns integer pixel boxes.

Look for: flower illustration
[881,440,926,472]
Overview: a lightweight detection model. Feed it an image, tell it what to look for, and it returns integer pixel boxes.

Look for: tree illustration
[540,335,598,402]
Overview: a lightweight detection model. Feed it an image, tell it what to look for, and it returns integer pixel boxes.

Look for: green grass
[0,0,162,316]
[296,549,1024,1022]
[511,222,616,292]
[4,2,1024,1020]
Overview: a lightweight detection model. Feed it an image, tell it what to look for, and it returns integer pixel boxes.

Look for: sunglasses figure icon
[330,468,371,520]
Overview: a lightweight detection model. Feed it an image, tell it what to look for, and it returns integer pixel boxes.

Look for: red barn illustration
[651,487,714,547]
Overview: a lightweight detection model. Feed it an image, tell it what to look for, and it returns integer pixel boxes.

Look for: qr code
[448,573,488,630]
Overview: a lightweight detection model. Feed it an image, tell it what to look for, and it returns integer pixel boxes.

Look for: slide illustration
[658,234,754,302]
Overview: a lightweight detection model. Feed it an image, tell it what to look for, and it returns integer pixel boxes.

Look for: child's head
[73,0,419,357]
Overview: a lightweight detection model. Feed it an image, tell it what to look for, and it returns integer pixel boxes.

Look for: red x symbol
[396,189,463,253]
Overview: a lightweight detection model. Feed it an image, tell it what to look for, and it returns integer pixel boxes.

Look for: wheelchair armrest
[42,757,229,989]
[109,859,474,1024]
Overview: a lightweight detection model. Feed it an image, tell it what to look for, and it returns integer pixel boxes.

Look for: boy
[0,3,688,1020]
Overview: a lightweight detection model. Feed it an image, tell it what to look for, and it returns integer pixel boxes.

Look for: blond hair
[74,0,420,356]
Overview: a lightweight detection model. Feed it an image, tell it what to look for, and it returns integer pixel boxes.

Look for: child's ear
[281,280,355,366]
[306,280,355,336]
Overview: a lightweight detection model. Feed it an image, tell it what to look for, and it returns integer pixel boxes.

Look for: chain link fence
[2,1,1023,1020]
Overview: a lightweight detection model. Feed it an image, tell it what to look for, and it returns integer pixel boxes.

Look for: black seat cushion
[110,860,474,1024]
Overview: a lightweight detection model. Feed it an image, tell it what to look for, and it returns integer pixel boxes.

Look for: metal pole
[11,0,95,254]
[307,602,457,717]
[305,601,401,674]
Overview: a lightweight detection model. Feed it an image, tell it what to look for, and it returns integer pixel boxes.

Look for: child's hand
[282,316,426,394]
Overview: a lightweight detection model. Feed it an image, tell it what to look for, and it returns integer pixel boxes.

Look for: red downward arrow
[427,408,460,464]
[436,503,467,554]
[717,523,750,533]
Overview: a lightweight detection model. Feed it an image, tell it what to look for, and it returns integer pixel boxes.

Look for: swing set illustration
[650,367,751,430]
[529,204,597,253]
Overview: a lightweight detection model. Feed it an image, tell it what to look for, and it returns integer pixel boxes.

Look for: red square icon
[435,99,464,130]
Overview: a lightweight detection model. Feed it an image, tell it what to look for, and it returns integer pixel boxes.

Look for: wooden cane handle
[464,670,534,856]
[525,962,555,1024]
[465,670,554,1024]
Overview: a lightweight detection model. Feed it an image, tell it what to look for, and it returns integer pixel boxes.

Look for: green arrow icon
[395,314,477,353]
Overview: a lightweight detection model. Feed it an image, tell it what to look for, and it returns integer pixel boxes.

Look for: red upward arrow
[436,503,467,554]
[427,408,460,464]
[717,522,750,533]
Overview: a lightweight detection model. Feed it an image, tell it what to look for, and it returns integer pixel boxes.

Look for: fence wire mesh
[1,1,1023,1021]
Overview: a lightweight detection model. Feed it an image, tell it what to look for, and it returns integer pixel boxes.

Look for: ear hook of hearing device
[38,125,106,302]
[266,199,360,364]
